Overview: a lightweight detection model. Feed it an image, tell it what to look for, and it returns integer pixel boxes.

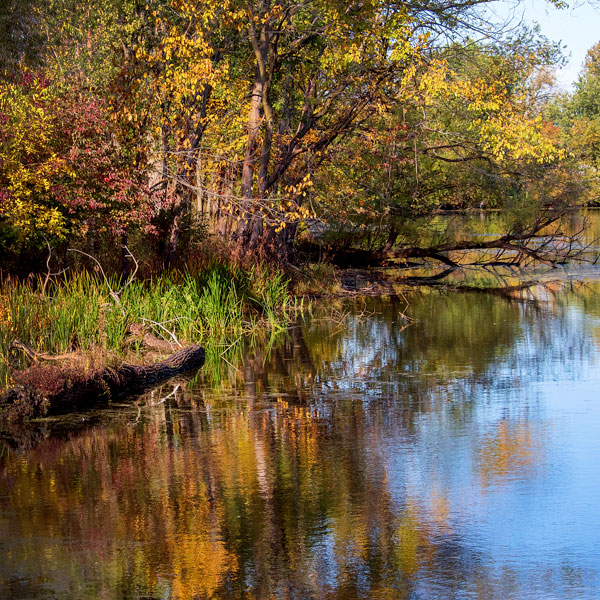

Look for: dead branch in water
[305,213,594,270]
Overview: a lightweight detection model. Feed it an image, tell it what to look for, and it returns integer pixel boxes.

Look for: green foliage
[551,41,600,204]
[569,42,600,122]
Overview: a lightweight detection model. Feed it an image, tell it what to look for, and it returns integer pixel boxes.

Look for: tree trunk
[241,77,263,200]
[166,192,188,263]
[237,75,265,251]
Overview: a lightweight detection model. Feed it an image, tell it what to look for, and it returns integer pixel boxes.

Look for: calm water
[2,277,600,598]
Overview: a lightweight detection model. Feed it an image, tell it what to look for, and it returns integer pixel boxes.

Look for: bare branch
[140,318,183,349]
[40,236,68,295]
[116,245,139,295]
[67,248,122,307]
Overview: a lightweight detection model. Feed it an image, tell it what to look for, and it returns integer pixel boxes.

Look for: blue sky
[486,0,600,88]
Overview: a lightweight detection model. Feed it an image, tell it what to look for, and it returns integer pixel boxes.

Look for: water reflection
[1,281,600,598]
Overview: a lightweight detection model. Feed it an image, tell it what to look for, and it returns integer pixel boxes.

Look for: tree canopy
[0,0,591,272]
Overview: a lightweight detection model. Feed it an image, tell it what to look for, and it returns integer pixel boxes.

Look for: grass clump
[0,263,292,391]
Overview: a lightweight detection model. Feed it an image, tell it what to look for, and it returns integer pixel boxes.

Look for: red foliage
[1,69,160,241]
[49,92,157,236]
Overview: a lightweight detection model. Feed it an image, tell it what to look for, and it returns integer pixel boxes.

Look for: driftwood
[9,324,181,361]
[9,339,76,362]
[1,343,205,422]
[126,322,179,352]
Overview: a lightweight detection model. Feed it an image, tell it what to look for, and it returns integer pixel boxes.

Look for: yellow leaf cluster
[0,78,68,239]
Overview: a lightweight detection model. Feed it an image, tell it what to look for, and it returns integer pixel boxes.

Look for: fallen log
[0,343,205,422]
[298,213,576,269]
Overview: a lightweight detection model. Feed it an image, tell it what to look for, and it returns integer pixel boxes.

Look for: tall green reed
[0,264,293,391]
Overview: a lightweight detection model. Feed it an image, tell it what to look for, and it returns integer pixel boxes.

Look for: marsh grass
[0,264,292,391]
[291,262,343,297]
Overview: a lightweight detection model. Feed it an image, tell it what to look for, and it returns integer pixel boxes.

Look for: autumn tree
[121,0,526,262]
[0,0,584,271]
[555,40,600,205]
[0,1,156,270]
[0,73,157,271]
[304,29,582,268]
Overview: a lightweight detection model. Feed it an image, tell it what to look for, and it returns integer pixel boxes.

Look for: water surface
[1,278,600,599]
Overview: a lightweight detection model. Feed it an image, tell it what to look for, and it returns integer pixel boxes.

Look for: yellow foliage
[0,77,68,238]
[414,58,564,165]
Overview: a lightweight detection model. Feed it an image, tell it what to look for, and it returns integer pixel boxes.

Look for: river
[2,235,600,598]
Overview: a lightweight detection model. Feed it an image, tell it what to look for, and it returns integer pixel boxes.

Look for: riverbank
[0,254,583,412]
[0,264,293,394]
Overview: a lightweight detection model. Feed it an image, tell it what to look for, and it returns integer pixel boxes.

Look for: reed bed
[0,264,291,391]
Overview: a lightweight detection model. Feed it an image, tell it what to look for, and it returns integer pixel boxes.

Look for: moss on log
[0,344,205,422]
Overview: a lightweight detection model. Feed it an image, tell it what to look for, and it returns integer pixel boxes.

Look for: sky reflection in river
[1,279,600,599]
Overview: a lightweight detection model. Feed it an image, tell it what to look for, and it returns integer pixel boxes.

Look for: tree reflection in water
[1,280,600,599]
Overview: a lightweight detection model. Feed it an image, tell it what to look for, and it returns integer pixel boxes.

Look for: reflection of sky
[351,299,600,598]
[292,285,600,596]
